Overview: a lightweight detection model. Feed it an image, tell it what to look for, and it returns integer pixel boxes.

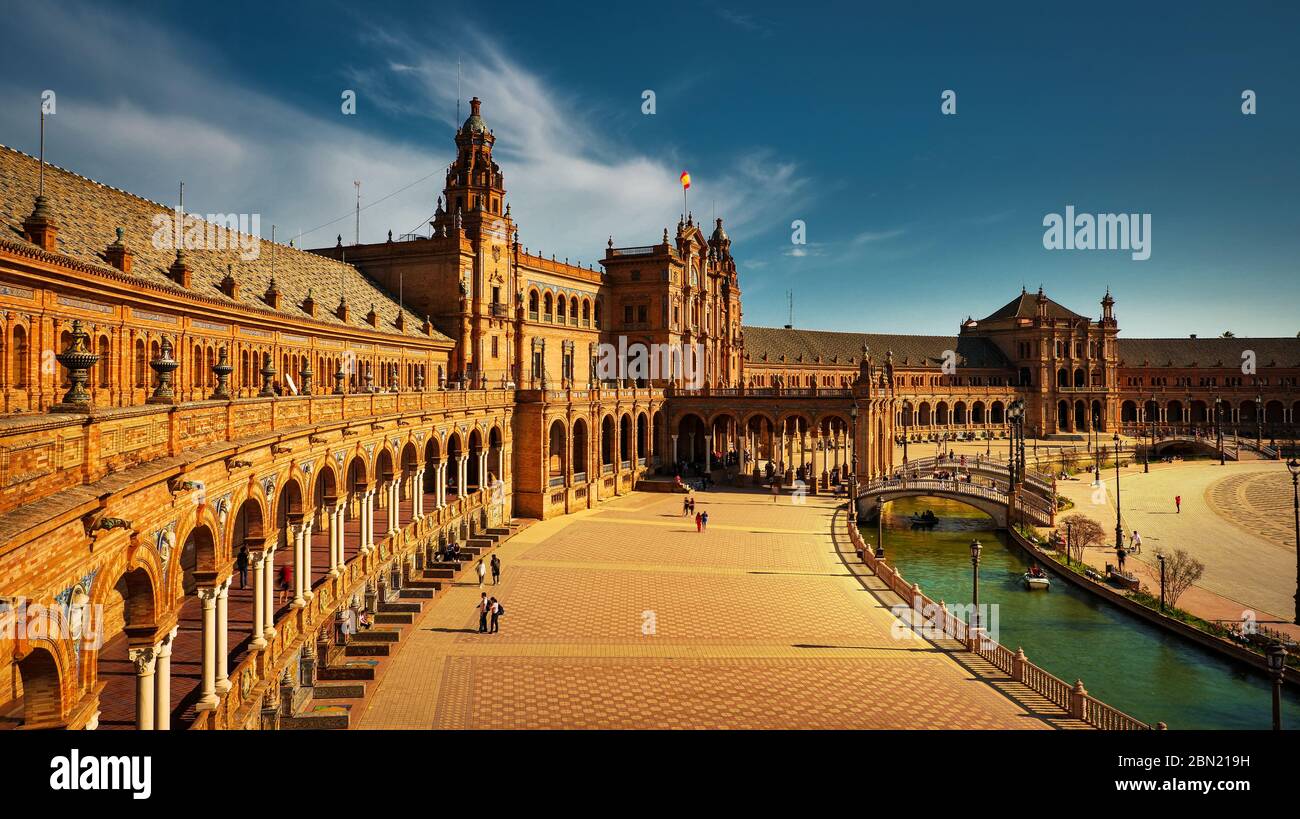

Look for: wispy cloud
[715,7,774,37]
[0,4,808,265]
[851,228,906,245]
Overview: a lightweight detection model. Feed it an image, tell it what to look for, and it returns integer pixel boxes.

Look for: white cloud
[0,4,808,264]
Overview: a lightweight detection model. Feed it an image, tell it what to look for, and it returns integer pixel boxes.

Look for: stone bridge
[857,476,1055,529]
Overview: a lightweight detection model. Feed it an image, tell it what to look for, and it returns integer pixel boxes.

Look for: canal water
[863,496,1300,730]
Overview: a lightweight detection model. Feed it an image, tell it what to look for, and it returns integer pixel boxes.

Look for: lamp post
[1256,394,1263,443]
[1288,457,1299,625]
[1157,553,1166,612]
[848,404,859,528]
[1266,643,1286,731]
[1144,395,1153,473]
[902,399,911,467]
[1113,432,1124,554]
[1215,396,1225,466]
[970,539,982,632]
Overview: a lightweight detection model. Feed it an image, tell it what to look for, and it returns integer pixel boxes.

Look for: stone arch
[990,401,1005,425]
[468,428,485,490]
[1121,400,1138,423]
[600,414,617,467]
[636,412,649,464]
[572,418,589,478]
[917,401,932,426]
[935,401,950,426]
[972,401,986,425]
[16,643,69,728]
[547,418,567,481]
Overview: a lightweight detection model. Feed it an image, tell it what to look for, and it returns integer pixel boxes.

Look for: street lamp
[1257,393,1263,443]
[1157,553,1166,612]
[1266,643,1287,731]
[901,399,911,467]
[1215,396,1225,466]
[1288,457,1299,625]
[848,404,859,528]
[1144,395,1153,473]
[970,539,982,631]
[1113,432,1124,555]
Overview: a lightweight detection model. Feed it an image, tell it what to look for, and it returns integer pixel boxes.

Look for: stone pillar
[413,470,424,518]
[197,586,220,710]
[154,626,177,730]
[250,551,267,649]
[263,547,277,640]
[704,434,712,472]
[302,520,314,601]
[363,489,375,551]
[437,463,447,508]
[671,434,678,464]
[292,524,307,607]
[215,578,231,693]
[459,456,469,499]
[329,504,343,575]
[129,645,157,730]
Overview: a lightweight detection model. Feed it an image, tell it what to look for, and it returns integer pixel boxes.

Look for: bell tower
[439,97,506,221]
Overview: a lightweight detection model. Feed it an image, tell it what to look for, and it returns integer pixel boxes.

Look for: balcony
[490,303,508,318]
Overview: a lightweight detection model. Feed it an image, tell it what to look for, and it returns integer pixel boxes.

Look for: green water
[864,497,1300,730]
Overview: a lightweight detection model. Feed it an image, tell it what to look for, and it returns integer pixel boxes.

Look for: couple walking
[476,592,504,633]
[694,510,709,532]
[476,553,502,589]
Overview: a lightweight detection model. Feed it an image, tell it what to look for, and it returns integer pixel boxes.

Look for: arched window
[134,338,147,388]
[99,336,111,388]
[12,325,28,388]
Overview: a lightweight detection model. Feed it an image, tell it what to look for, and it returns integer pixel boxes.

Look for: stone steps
[344,642,390,657]
[312,681,366,699]
[282,707,351,730]
[350,628,401,643]
[375,612,414,625]
[399,587,435,599]
[379,601,422,614]
[317,664,376,681]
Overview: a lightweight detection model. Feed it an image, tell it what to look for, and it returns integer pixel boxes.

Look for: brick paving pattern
[359,489,1052,729]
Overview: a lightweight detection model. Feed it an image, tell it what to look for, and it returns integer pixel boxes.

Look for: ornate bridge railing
[860,475,1055,526]
[844,516,1153,730]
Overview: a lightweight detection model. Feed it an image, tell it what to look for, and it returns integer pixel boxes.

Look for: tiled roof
[978,290,1088,323]
[742,326,1012,369]
[1117,337,1300,368]
[0,144,447,342]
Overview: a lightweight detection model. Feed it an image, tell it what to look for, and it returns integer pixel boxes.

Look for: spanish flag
[680,170,691,190]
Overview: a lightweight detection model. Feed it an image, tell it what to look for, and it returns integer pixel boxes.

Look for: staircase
[279,518,531,729]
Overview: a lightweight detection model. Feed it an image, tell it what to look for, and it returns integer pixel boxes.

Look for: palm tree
[1220,330,1236,338]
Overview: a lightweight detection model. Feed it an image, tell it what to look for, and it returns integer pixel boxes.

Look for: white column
[292,524,306,607]
[388,480,399,534]
[302,520,314,600]
[413,470,424,518]
[154,626,177,730]
[364,489,375,551]
[250,551,267,650]
[479,451,489,490]
[459,456,469,498]
[129,645,157,730]
[215,578,231,692]
[262,546,277,639]
[196,585,220,710]
[704,434,712,472]
[671,434,678,463]
[329,504,343,575]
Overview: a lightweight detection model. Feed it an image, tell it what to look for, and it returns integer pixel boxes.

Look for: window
[624,305,633,324]
[491,336,499,358]
[637,305,647,324]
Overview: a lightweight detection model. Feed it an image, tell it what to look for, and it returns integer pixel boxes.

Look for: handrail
[844,515,1151,730]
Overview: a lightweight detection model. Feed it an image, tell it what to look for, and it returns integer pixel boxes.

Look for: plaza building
[1,98,1297,730]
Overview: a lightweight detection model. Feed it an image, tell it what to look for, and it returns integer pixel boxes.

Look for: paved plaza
[1056,459,1298,625]
[359,490,1057,729]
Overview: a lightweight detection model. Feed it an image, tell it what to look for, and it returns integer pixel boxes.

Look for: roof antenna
[353,180,361,245]
[457,59,462,123]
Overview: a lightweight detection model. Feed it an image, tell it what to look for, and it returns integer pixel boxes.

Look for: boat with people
[1023,564,1051,590]
[909,509,939,527]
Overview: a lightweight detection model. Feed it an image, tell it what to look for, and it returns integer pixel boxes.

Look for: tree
[1220,330,1236,338]
[1156,548,1205,608]
[1061,513,1104,564]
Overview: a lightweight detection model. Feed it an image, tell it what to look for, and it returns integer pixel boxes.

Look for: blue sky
[2,1,1297,337]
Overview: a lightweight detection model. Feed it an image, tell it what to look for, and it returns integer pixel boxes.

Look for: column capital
[156,625,179,657]
[129,645,158,674]
[198,586,219,603]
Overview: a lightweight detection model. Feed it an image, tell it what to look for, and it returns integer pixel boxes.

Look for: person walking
[276,561,292,608]
[695,512,702,533]
[1175,495,1181,514]
[476,592,489,633]
[1116,544,1127,573]
[476,558,487,589]
[701,510,709,531]
[236,545,249,589]
[489,597,502,633]
[771,481,780,502]
[490,553,501,585]
[1130,530,1142,554]
[683,495,691,516]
